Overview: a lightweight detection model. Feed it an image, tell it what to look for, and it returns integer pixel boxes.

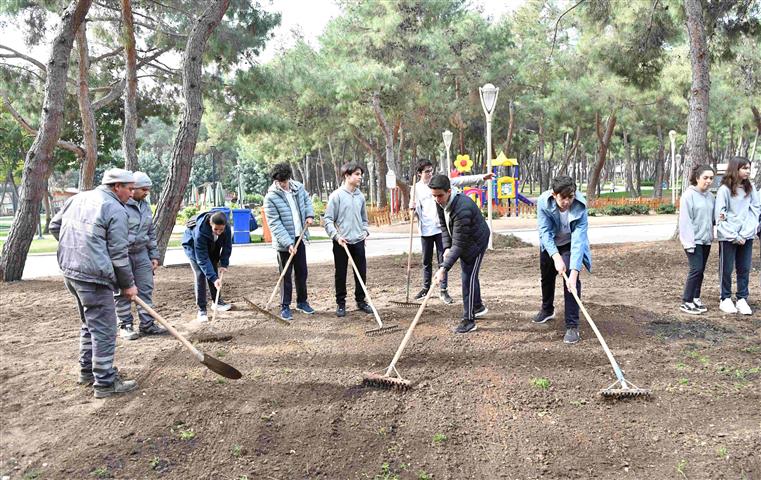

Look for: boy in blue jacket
[181,211,233,321]
[534,175,591,344]
[263,163,315,321]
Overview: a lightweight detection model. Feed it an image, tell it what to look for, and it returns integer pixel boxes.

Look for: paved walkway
[20,215,678,280]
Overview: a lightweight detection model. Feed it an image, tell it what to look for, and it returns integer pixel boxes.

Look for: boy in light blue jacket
[534,175,591,345]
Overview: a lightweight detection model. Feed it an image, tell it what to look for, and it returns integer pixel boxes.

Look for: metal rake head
[362,372,411,390]
[365,323,402,336]
[600,380,651,399]
[388,301,422,309]
[243,297,292,326]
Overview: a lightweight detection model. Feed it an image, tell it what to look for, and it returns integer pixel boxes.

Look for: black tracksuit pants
[540,243,580,328]
[682,244,710,303]
[460,248,486,321]
[277,241,308,308]
[332,240,367,306]
[421,233,448,290]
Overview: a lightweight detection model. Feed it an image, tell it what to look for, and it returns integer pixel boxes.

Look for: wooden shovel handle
[133,297,203,362]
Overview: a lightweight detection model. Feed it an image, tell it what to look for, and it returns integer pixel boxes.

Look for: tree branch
[0,45,46,73]
[90,46,123,63]
[1,93,85,158]
[549,0,586,60]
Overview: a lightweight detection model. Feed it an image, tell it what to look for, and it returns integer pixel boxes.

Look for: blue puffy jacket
[537,190,592,272]
[181,211,232,282]
[263,180,314,251]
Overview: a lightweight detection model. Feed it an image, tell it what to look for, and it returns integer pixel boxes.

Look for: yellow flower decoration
[455,154,473,173]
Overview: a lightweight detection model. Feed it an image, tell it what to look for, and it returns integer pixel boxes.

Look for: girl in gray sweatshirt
[714,157,760,315]
[678,165,715,315]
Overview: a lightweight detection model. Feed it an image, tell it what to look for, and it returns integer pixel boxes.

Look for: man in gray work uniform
[115,171,167,340]
[50,168,140,399]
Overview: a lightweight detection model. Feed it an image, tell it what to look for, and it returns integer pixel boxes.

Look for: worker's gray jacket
[125,198,159,259]
[263,180,315,251]
[50,185,135,290]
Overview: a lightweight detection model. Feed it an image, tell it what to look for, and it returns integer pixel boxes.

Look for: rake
[363,278,438,390]
[244,224,310,326]
[133,297,242,379]
[390,175,421,309]
[561,272,651,399]
[340,241,400,336]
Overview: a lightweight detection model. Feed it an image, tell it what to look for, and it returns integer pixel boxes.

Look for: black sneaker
[439,289,454,304]
[454,319,477,334]
[532,310,556,324]
[679,303,701,315]
[119,324,139,341]
[139,323,167,335]
[692,299,707,313]
[414,288,429,301]
[474,305,488,318]
[93,372,138,398]
[563,328,580,344]
[78,371,95,385]
[336,305,346,317]
[357,302,374,314]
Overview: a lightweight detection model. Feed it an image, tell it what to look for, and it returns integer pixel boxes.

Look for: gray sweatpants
[64,277,118,386]
[114,250,155,329]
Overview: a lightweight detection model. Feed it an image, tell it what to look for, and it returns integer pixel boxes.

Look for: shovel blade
[243,297,292,326]
[201,353,243,379]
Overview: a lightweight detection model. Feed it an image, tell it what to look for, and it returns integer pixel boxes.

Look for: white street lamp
[479,83,499,249]
[669,130,677,205]
[442,129,453,177]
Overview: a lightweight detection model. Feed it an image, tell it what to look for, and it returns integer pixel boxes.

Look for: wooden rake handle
[265,224,309,310]
[561,271,628,387]
[133,296,203,362]
[341,242,383,328]
[385,276,439,376]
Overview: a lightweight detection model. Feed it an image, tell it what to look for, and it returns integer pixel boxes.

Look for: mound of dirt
[493,233,533,249]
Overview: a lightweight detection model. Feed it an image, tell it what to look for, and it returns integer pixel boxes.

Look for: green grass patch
[530,377,551,389]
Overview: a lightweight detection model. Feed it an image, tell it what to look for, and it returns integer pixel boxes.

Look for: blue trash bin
[210,206,231,222]
[231,208,252,244]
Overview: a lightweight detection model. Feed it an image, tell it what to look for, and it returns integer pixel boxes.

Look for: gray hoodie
[323,185,369,244]
[679,186,714,249]
[714,184,761,242]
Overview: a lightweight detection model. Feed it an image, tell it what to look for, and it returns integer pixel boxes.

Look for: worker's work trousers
[114,250,155,329]
[64,277,118,387]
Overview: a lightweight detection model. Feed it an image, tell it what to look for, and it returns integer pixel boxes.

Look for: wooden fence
[588,196,678,210]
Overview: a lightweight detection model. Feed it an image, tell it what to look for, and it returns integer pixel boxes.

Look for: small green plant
[717,446,728,459]
[179,428,196,440]
[215,350,227,358]
[238,476,249,480]
[432,433,448,444]
[741,345,761,354]
[375,462,400,480]
[675,362,687,371]
[530,377,551,389]
[677,378,689,385]
[378,426,388,436]
[22,470,41,480]
[149,456,160,470]
[676,459,687,478]
[231,444,244,457]
[216,378,227,385]
[570,399,587,407]
[418,471,433,480]
[92,466,110,478]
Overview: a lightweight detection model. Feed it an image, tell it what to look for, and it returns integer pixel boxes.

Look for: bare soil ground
[1,240,760,480]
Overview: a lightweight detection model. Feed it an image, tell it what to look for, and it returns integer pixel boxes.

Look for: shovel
[561,271,650,399]
[363,276,439,390]
[390,175,421,308]
[133,297,242,379]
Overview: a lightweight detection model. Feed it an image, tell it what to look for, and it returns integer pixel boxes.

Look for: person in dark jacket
[430,174,490,333]
[181,211,233,321]
[50,168,139,398]
[263,162,315,321]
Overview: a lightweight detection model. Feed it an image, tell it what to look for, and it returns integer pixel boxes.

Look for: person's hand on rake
[552,253,566,275]
[433,267,446,286]
[566,269,579,297]
[151,259,159,273]
[305,217,314,226]
[123,285,138,300]
[337,236,347,247]
[288,244,298,255]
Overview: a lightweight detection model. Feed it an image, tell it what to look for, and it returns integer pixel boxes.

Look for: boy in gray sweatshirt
[324,162,373,317]
[678,165,715,315]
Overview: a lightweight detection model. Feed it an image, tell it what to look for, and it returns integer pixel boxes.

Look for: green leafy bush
[657,203,676,214]
[176,205,198,225]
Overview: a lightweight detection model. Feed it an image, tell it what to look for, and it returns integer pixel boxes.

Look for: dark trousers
[719,239,753,300]
[333,240,367,306]
[277,242,308,307]
[421,234,448,290]
[682,244,710,303]
[188,257,224,311]
[461,249,486,321]
[540,244,581,328]
[64,278,118,387]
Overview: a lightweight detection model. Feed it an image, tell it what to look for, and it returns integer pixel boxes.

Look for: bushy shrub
[244,193,264,206]
[632,204,650,215]
[176,205,198,225]
[587,207,602,217]
[657,203,676,214]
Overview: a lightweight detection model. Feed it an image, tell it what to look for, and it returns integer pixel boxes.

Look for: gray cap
[133,171,152,188]
[101,168,135,185]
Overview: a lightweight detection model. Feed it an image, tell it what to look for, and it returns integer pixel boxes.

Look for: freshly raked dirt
[1,240,759,479]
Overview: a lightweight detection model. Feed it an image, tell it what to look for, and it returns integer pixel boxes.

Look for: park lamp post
[442,129,453,177]
[669,130,677,205]
[479,83,499,250]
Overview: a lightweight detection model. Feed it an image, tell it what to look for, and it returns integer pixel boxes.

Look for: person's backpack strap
[186,211,208,229]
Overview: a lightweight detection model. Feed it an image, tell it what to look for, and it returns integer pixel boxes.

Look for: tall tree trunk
[538,114,545,191]
[0,0,92,281]
[327,138,341,187]
[623,128,635,197]
[653,125,665,198]
[635,144,642,196]
[75,21,98,191]
[503,100,515,156]
[586,111,617,201]
[153,0,231,263]
[42,177,53,233]
[559,126,581,175]
[683,0,710,191]
[352,129,387,208]
[751,105,760,189]
[121,0,139,171]
[371,93,408,206]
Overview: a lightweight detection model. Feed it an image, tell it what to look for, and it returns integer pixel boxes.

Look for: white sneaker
[119,325,139,340]
[735,298,753,316]
[213,302,232,312]
[692,298,707,313]
[719,298,738,314]
[197,310,208,322]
